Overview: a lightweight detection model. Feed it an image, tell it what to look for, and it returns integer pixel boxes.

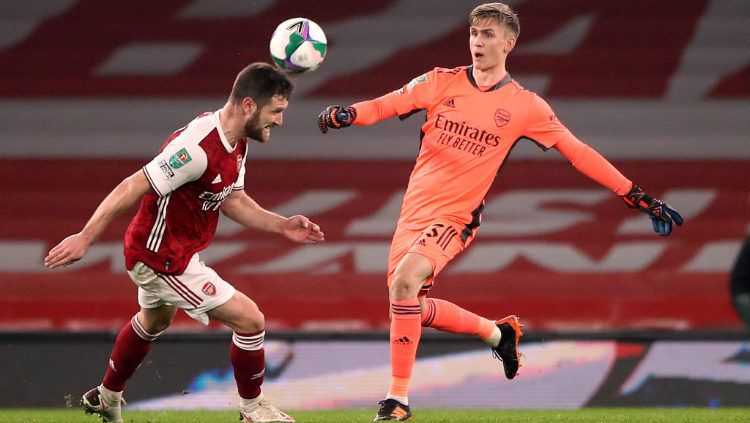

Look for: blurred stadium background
[1,0,749,413]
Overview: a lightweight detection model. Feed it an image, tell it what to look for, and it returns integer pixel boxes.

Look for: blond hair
[469,3,520,38]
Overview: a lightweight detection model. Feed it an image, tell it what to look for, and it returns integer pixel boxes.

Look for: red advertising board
[1,159,746,331]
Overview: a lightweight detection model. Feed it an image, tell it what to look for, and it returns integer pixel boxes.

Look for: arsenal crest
[494,109,511,127]
[202,281,217,296]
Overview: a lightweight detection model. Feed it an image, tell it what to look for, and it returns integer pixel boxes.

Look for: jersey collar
[213,109,237,153]
[466,66,512,92]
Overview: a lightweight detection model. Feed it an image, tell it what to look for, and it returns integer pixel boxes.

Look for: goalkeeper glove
[317,105,357,134]
[622,184,684,236]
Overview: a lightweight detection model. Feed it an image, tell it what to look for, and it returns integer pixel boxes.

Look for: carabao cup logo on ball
[270,17,327,73]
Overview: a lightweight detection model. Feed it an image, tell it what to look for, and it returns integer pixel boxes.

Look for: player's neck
[472,65,508,88]
[218,103,242,146]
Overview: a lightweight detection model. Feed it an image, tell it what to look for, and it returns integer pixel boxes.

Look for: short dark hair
[469,2,520,38]
[230,62,294,107]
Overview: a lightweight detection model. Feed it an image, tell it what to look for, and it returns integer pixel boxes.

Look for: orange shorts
[387,220,475,296]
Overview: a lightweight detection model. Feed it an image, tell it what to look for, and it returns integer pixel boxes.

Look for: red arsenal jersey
[124,111,248,274]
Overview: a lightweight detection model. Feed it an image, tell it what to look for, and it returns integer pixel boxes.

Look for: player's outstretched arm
[621,184,684,236]
[220,190,325,244]
[280,215,325,244]
[551,135,684,237]
[317,105,356,133]
[44,170,152,268]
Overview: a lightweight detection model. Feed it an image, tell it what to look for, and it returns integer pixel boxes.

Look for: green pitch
[1,408,749,422]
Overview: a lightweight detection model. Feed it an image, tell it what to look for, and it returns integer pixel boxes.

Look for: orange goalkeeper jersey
[352,66,631,231]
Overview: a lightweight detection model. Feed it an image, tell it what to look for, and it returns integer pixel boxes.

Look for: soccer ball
[269,17,327,73]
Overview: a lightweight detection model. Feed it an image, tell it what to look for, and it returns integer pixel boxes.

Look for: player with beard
[45,62,322,423]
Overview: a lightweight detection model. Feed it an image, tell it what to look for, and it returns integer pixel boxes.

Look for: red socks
[102,315,159,392]
[231,331,266,400]
[101,314,266,400]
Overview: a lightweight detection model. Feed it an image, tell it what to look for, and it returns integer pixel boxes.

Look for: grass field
[1,408,749,423]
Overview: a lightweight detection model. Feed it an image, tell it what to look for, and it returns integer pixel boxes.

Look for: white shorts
[127,254,235,325]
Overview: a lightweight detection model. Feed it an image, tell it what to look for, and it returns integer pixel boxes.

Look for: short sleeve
[523,94,580,149]
[143,140,208,197]
[233,151,248,191]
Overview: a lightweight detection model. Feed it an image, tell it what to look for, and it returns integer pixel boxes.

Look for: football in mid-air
[269,17,327,73]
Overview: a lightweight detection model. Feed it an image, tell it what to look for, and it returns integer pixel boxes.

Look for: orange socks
[388,297,500,401]
[421,298,498,343]
[388,298,422,400]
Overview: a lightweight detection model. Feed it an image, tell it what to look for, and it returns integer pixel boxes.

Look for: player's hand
[44,233,92,268]
[317,105,356,134]
[281,215,325,244]
[622,184,684,236]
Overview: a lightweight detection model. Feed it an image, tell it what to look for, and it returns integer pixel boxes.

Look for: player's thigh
[387,226,434,283]
[207,290,264,333]
[129,256,235,326]
[392,221,468,295]
[388,222,465,294]
[387,226,415,278]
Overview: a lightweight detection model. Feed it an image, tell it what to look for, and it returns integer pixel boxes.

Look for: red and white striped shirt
[124,111,247,274]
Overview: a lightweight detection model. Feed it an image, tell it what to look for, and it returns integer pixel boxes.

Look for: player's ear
[242,97,257,116]
[504,36,516,54]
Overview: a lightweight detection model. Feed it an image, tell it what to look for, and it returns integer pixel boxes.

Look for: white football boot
[80,385,124,423]
[239,394,294,422]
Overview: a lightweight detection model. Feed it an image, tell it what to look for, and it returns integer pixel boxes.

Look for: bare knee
[389,273,423,302]
[209,292,265,333]
[138,307,176,334]
[234,301,265,333]
[389,253,433,302]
